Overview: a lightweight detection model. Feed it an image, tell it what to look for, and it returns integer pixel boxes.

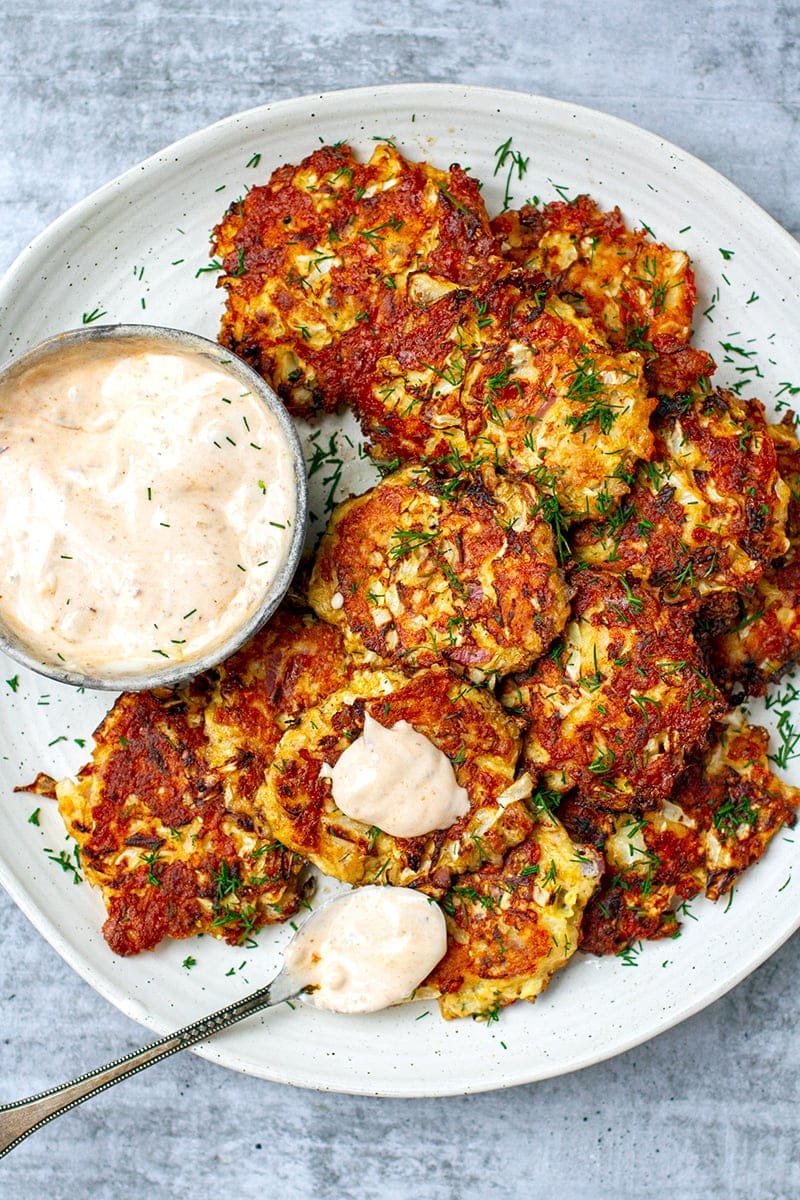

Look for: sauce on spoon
[286,885,447,1012]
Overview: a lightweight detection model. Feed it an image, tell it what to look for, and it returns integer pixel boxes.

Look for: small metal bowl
[0,324,308,691]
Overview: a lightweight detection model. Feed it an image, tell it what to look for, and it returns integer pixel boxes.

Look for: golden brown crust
[52,606,356,956]
[212,142,502,419]
[256,667,529,894]
[574,390,790,598]
[213,145,656,519]
[308,463,570,679]
[769,413,800,542]
[704,417,800,696]
[501,569,725,807]
[427,815,601,1018]
[468,289,654,518]
[357,274,655,519]
[56,690,307,955]
[577,809,705,954]
[491,195,716,397]
[201,606,356,821]
[680,713,800,900]
[578,713,800,954]
[706,559,800,697]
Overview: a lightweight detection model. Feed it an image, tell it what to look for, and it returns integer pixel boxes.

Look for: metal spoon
[0,933,309,1159]
[1,883,446,1158]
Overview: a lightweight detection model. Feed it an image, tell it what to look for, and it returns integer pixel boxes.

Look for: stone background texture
[1,2,798,1197]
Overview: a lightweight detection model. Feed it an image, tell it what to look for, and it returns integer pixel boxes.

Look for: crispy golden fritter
[501,569,725,808]
[575,804,706,954]
[426,815,601,1019]
[212,142,502,419]
[573,390,790,598]
[308,464,570,679]
[576,713,800,954]
[706,560,800,697]
[681,712,800,901]
[256,667,530,895]
[212,144,655,519]
[704,417,800,696]
[471,286,653,518]
[201,606,356,822]
[48,607,356,956]
[769,413,800,541]
[55,690,306,955]
[491,195,716,397]
[359,273,655,518]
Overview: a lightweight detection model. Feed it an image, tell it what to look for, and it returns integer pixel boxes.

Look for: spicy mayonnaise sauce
[284,886,447,1013]
[0,337,297,678]
[320,712,470,838]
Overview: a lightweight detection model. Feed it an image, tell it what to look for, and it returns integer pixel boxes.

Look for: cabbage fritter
[682,712,800,901]
[706,560,800,697]
[212,141,502,419]
[55,690,306,955]
[213,143,656,519]
[256,667,530,895]
[574,390,790,598]
[308,463,570,679]
[426,815,601,1019]
[201,606,355,821]
[770,413,800,540]
[491,195,716,397]
[470,285,653,518]
[48,607,355,956]
[576,713,800,954]
[359,273,655,518]
[501,569,725,808]
[706,416,800,695]
[576,805,706,954]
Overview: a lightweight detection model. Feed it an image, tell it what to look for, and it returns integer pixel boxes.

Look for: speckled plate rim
[0,82,799,1097]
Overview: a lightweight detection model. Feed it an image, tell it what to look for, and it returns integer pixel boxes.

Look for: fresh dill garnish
[493,136,530,211]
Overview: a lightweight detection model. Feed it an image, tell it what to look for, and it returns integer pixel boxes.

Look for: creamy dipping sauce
[320,712,470,838]
[285,886,447,1013]
[0,337,298,677]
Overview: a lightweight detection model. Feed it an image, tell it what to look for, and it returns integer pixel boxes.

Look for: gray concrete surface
[1,1,799,1196]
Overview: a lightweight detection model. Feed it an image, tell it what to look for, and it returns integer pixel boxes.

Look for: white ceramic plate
[1,84,799,1097]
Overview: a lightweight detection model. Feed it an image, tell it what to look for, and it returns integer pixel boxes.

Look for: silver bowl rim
[0,323,308,691]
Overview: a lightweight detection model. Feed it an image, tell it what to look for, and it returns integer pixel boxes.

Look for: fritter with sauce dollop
[201,605,356,823]
[308,463,570,679]
[23,140,800,1017]
[256,666,530,895]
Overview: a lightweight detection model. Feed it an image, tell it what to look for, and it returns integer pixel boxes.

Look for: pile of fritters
[213,141,655,517]
[38,142,800,1022]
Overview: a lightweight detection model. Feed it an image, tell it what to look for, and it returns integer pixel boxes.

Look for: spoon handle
[0,972,301,1160]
